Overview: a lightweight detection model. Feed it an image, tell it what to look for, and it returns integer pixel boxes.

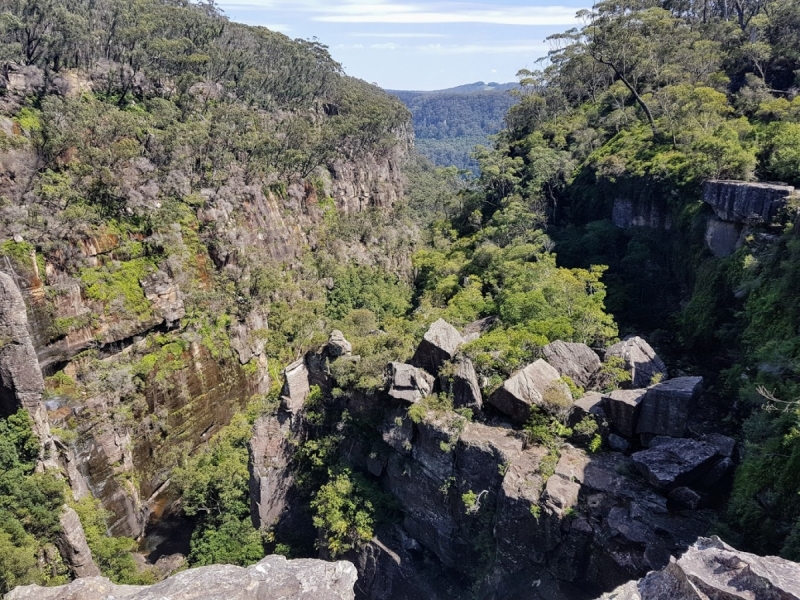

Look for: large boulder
[280,359,311,414]
[411,319,464,376]
[703,179,795,225]
[637,377,703,438]
[600,536,800,600]
[327,330,352,357]
[56,505,101,578]
[543,340,602,389]
[6,555,358,600]
[602,389,647,438]
[487,359,571,424]
[452,356,482,411]
[386,362,434,404]
[606,336,667,389]
[631,437,723,491]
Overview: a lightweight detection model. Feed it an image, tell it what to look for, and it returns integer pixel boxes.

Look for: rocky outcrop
[703,180,796,225]
[386,362,434,404]
[281,359,311,414]
[602,389,647,438]
[7,555,358,600]
[606,336,667,389]
[487,359,571,424]
[0,271,55,464]
[637,377,703,439]
[56,505,102,578]
[600,536,800,600]
[411,319,464,376]
[327,330,353,357]
[452,356,482,411]
[543,341,602,389]
[140,270,185,325]
[631,437,726,492]
[249,412,296,530]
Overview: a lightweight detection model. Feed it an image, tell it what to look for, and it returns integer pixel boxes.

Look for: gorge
[2,0,800,598]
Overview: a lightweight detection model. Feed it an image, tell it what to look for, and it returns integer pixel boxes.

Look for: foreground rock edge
[6,555,358,600]
[599,536,800,599]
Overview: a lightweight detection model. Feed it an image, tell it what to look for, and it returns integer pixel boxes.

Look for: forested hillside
[390,82,517,170]
[456,0,800,559]
[2,0,800,598]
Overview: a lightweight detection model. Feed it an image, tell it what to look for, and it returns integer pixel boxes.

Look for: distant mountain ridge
[387,81,519,171]
[387,81,517,97]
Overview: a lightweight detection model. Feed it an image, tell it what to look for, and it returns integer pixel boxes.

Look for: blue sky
[215,0,589,91]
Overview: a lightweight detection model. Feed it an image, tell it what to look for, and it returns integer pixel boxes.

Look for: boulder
[327,330,352,357]
[631,437,722,491]
[411,319,464,375]
[386,362,434,404]
[56,505,101,578]
[602,389,647,438]
[544,473,581,515]
[637,377,703,438]
[608,433,630,453]
[703,180,795,225]
[6,555,358,600]
[568,391,604,426]
[542,340,602,389]
[452,356,482,411]
[669,487,702,510]
[462,316,497,341]
[605,336,667,389]
[601,536,800,600]
[487,359,571,424]
[553,445,590,484]
[280,359,310,414]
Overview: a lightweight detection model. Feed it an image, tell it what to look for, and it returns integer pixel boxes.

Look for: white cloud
[370,42,401,49]
[219,1,582,26]
[314,4,580,25]
[350,32,449,38]
[417,42,549,54]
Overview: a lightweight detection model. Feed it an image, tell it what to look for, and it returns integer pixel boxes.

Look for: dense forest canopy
[390,84,517,171]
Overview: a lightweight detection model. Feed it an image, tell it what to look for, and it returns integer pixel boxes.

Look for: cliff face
[0,57,412,542]
[252,326,735,600]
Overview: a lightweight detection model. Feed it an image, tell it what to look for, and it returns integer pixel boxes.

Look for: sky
[214,0,589,91]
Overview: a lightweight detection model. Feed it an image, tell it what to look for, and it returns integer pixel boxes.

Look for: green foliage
[311,468,392,558]
[393,85,517,171]
[72,497,155,584]
[81,258,156,320]
[0,411,69,593]
[326,265,412,322]
[173,414,265,567]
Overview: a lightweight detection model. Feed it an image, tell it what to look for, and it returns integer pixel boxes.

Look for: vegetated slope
[0,0,415,589]
[3,0,800,597]
[443,0,800,561]
[389,82,518,171]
